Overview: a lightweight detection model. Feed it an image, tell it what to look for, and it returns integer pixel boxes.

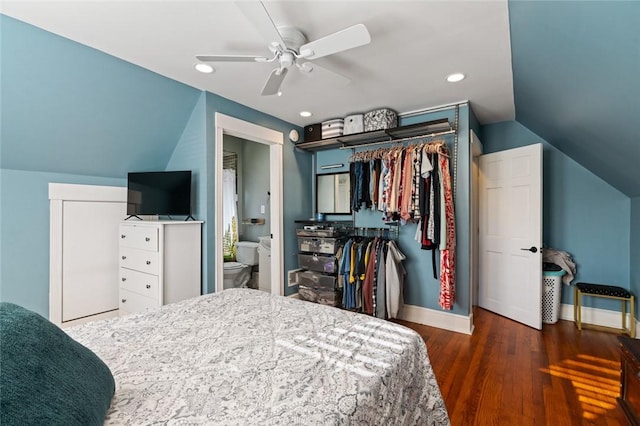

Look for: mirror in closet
[317,172,351,214]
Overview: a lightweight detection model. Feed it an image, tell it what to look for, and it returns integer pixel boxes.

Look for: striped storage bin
[321,118,344,139]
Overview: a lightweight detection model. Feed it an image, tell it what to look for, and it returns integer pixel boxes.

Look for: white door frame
[470,130,483,312]
[214,113,284,296]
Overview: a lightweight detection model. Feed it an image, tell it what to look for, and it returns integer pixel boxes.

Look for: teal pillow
[0,302,115,425]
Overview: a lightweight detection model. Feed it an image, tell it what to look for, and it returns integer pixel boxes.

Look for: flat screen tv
[127,171,192,218]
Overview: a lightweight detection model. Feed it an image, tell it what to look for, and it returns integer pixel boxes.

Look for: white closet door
[62,201,124,321]
[478,144,542,330]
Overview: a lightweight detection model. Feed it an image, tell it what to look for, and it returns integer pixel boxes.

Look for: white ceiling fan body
[196,0,371,96]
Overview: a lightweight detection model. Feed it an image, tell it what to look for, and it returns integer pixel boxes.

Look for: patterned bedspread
[67,289,450,425]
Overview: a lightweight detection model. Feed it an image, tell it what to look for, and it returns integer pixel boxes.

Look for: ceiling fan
[196,1,371,96]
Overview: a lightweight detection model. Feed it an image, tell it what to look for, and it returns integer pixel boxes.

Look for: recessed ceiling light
[300,111,312,117]
[194,63,214,74]
[446,73,465,83]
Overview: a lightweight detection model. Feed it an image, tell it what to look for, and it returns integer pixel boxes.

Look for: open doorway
[214,113,283,296]
[221,136,271,291]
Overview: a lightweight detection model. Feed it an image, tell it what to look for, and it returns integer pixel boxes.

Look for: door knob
[520,246,538,253]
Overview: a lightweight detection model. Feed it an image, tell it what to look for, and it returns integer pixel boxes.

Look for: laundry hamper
[542,263,566,324]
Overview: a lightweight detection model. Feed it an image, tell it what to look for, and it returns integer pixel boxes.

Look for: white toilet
[223,241,259,289]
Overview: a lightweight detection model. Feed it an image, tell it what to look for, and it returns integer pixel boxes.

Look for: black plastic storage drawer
[297,237,343,255]
[298,254,337,274]
[298,271,337,290]
[298,285,342,307]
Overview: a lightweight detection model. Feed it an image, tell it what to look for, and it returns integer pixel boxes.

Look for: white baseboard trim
[288,293,300,299]
[398,303,473,335]
[559,302,638,337]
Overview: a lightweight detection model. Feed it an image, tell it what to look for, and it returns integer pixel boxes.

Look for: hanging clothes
[362,238,376,314]
[385,240,406,319]
[348,140,456,310]
[438,154,456,310]
[336,233,403,319]
[375,242,388,319]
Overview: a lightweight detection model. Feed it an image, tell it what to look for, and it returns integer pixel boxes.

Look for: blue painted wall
[1,16,201,176]
[314,105,472,316]
[508,1,640,197]
[0,16,309,315]
[631,198,640,311]
[481,121,631,312]
[165,92,208,290]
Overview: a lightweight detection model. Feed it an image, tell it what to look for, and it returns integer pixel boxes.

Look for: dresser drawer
[119,288,158,315]
[120,246,160,275]
[119,268,159,298]
[119,224,158,252]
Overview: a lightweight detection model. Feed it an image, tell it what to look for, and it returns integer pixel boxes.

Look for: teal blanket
[0,302,115,425]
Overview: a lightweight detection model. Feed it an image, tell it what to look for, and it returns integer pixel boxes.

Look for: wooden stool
[574,282,635,338]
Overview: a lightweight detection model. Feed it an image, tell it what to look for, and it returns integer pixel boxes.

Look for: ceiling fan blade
[196,55,268,63]
[298,62,350,88]
[299,24,371,60]
[261,68,288,96]
[235,0,286,49]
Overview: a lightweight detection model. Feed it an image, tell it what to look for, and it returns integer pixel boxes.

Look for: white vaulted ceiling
[1,1,515,126]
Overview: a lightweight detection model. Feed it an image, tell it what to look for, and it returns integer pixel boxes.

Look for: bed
[9,289,450,425]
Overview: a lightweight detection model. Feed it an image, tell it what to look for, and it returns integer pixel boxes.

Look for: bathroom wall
[241,141,270,242]
[222,135,270,244]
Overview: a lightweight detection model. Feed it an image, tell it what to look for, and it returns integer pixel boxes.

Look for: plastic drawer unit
[298,270,337,291]
[297,237,344,255]
[297,253,337,274]
[298,285,342,307]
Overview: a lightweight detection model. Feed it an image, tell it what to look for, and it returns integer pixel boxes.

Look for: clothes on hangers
[348,140,457,310]
[438,154,456,310]
[338,234,405,319]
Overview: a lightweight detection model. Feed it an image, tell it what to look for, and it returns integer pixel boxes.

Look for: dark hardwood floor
[396,307,626,426]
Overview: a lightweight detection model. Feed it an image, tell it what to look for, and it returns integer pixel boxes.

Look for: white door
[478,144,542,329]
[62,200,124,321]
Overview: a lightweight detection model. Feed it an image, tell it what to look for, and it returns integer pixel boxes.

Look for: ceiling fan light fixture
[194,63,215,74]
[446,73,465,83]
[300,111,312,117]
[198,2,371,96]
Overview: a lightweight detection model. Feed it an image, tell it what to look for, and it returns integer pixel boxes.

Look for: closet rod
[338,129,456,150]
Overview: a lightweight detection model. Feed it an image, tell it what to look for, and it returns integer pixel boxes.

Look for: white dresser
[118,220,202,315]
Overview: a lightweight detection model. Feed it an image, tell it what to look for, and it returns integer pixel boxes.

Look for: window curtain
[222,168,238,260]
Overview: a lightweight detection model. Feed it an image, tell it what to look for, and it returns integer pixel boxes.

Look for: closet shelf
[294,119,454,152]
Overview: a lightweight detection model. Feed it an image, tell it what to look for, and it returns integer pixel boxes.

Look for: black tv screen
[127,171,192,216]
